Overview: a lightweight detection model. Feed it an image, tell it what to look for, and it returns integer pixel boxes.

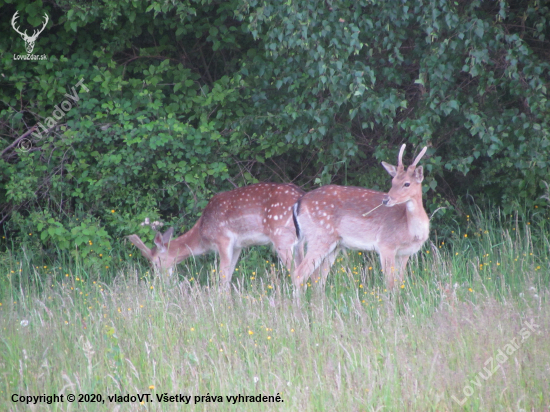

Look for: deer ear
[127,234,153,260]
[413,166,424,183]
[154,227,173,250]
[381,161,398,177]
[162,227,174,243]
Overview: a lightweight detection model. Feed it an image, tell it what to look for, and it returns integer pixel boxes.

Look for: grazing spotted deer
[128,183,304,287]
[292,144,429,291]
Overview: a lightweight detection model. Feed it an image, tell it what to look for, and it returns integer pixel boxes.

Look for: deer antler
[31,13,49,40]
[411,146,428,167]
[11,12,48,40]
[397,144,406,169]
[11,11,27,38]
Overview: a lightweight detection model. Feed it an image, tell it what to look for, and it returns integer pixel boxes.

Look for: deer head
[11,11,49,54]
[381,145,427,207]
[128,227,177,274]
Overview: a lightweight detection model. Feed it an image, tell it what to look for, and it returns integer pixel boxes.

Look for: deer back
[128,182,305,272]
[199,183,304,247]
[294,185,414,251]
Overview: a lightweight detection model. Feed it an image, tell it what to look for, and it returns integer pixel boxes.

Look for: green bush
[1,0,549,267]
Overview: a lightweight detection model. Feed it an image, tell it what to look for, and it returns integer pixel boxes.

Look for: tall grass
[0,208,548,411]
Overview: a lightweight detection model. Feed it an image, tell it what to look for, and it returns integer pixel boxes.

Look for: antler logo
[11,11,49,54]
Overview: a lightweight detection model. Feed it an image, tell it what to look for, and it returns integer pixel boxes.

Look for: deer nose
[382,197,390,206]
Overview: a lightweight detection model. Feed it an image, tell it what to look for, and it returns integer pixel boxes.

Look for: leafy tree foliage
[238,0,549,206]
[1,0,548,258]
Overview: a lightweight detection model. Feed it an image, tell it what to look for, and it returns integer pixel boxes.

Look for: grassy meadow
[0,209,549,411]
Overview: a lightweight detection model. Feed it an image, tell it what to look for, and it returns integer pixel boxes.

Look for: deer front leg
[379,247,397,289]
[394,254,410,286]
[216,238,237,289]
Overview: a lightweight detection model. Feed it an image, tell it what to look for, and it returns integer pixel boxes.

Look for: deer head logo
[11,11,49,54]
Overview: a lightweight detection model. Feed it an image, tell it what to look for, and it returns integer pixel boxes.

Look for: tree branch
[1,126,38,158]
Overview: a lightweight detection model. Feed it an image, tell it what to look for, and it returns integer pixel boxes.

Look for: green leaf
[474,26,484,39]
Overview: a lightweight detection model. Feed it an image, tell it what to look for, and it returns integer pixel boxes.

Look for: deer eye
[404,182,410,187]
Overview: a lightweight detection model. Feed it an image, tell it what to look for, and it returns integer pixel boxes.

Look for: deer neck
[168,223,205,263]
[405,195,429,241]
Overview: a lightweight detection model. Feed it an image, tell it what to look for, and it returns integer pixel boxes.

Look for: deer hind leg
[271,229,302,277]
[293,240,338,292]
[316,247,340,288]
[293,239,304,269]
[309,246,339,287]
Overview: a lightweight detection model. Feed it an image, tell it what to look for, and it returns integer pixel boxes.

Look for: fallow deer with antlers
[292,144,429,291]
[128,183,305,287]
